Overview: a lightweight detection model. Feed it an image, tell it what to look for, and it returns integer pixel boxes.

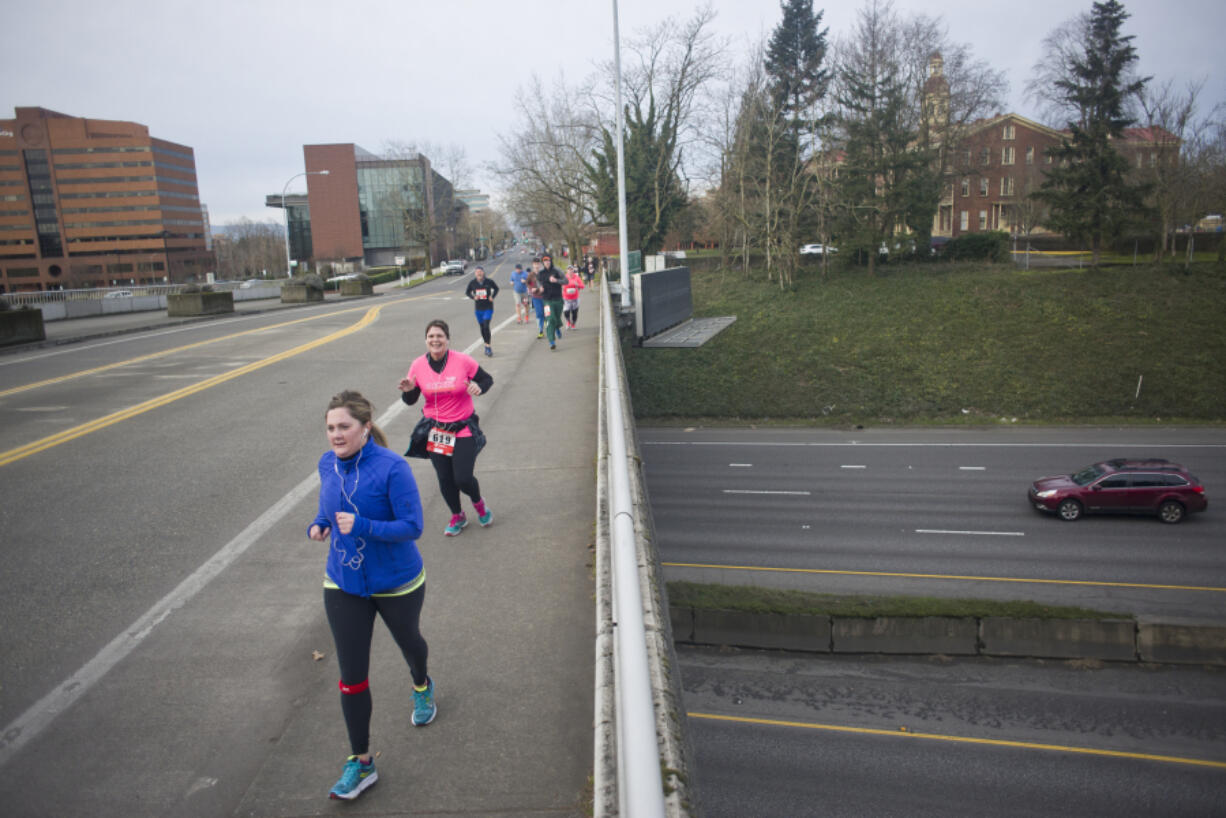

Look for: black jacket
[538,264,565,300]
[465,276,499,310]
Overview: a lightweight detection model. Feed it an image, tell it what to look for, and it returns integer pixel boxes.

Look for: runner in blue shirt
[509,263,530,324]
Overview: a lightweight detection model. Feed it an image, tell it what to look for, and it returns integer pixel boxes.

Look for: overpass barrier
[1,284,282,321]
[594,282,697,816]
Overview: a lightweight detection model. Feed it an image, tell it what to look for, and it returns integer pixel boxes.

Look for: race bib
[426,427,456,456]
[543,304,552,317]
[564,286,578,298]
[473,288,488,300]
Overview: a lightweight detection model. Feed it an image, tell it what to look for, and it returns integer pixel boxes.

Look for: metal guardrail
[594,283,696,816]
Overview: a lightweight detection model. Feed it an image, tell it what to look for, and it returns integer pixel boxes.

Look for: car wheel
[1057,498,1083,521]
[1158,500,1185,524]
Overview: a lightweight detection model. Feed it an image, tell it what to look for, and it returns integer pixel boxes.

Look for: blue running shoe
[413,676,437,726]
[330,755,377,800]
[478,506,493,527]
[444,513,468,536]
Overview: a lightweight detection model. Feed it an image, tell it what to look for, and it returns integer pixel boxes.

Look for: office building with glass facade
[0,107,213,292]
[268,144,460,271]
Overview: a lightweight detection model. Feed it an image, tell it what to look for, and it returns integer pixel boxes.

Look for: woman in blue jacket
[308,390,434,801]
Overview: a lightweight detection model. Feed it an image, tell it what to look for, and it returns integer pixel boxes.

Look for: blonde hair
[325,390,388,447]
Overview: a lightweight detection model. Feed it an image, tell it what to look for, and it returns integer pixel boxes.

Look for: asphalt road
[0,248,598,816]
[680,645,1226,817]
[640,426,1226,622]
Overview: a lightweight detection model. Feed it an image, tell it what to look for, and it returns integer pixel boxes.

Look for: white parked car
[800,243,837,255]
[103,290,133,298]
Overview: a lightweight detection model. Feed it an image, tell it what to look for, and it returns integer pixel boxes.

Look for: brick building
[923,56,1178,241]
[0,107,213,292]
[266,144,460,271]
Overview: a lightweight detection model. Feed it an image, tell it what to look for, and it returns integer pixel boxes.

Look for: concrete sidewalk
[243,302,598,816]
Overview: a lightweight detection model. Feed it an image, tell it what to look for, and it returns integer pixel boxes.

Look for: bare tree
[1137,79,1221,258]
[494,73,601,268]
[214,218,284,279]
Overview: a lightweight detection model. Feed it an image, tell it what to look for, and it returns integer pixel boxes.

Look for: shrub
[942,231,1011,262]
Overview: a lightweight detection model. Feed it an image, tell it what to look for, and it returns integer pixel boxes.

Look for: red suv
[1028,458,1207,524]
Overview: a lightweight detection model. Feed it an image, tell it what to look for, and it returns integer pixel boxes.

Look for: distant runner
[464,266,499,357]
[509,263,530,324]
[562,265,585,329]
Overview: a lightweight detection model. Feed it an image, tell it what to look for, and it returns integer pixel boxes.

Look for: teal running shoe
[443,513,468,536]
[330,755,377,800]
[413,676,437,726]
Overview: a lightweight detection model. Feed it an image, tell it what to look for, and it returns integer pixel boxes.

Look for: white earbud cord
[332,446,366,570]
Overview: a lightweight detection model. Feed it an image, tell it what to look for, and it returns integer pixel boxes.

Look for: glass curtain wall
[356,164,422,251]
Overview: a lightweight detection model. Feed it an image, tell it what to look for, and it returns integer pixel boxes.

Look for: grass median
[667,581,1131,621]
[624,260,1226,424]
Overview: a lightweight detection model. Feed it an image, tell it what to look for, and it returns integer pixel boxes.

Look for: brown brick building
[266,144,459,271]
[0,107,213,292]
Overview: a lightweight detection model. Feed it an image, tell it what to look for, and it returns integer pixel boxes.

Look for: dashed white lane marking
[841,465,867,469]
[916,529,1025,537]
[729,463,753,468]
[722,489,811,496]
[960,466,987,471]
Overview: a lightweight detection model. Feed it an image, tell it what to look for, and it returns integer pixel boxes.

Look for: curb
[670,607,1226,666]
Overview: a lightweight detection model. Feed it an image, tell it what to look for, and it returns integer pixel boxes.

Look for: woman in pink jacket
[562,266,585,330]
[399,319,494,536]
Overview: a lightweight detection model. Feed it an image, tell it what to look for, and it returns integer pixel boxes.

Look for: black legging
[325,583,428,756]
[428,435,481,514]
[477,319,491,344]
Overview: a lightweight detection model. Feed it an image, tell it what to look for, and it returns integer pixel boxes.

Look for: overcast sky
[3,0,1222,226]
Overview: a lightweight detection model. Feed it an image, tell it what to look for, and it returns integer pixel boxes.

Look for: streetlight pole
[281,169,329,278]
[613,0,631,309]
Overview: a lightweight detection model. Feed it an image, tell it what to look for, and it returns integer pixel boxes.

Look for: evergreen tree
[834,0,930,276]
[588,97,687,255]
[1034,0,1150,265]
[765,0,831,128]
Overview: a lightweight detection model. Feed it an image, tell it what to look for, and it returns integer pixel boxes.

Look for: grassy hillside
[623,261,1226,424]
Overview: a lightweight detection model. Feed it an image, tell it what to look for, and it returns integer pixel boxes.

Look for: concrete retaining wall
[673,607,1226,666]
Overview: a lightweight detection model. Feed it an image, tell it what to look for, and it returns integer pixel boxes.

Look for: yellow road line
[0,305,382,468]
[0,295,423,399]
[688,712,1226,770]
[663,562,1226,594]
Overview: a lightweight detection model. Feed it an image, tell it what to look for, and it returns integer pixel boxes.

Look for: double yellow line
[0,305,383,467]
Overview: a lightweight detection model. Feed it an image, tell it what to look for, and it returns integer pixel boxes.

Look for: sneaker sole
[330,770,378,800]
[479,513,493,527]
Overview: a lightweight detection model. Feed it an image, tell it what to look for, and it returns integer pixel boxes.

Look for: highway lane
[0,257,538,743]
[640,427,1226,621]
[680,646,1226,817]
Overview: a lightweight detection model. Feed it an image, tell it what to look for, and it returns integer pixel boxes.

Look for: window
[1001,146,1015,165]
[960,178,969,197]
[979,177,989,196]
[981,147,991,166]
[1003,124,1015,140]
[1098,476,1130,489]
[960,210,969,230]
[978,210,987,229]
[1026,146,1035,165]
[1045,154,1053,165]
[1149,152,1157,167]
[1000,177,1014,196]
